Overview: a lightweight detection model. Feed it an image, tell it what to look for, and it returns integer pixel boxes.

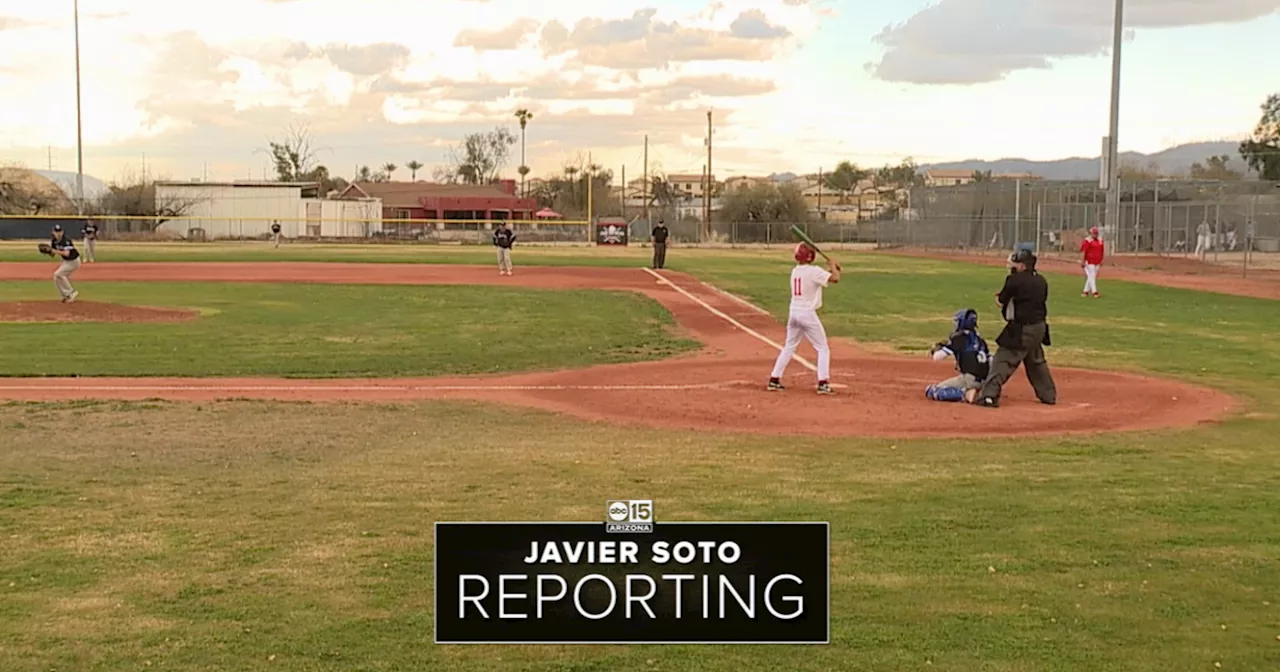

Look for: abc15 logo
[606,499,653,524]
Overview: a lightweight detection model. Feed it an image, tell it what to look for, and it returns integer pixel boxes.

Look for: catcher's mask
[953,308,978,332]
[794,243,816,264]
[1008,248,1036,271]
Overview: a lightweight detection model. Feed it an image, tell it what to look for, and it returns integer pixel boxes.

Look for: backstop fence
[873,179,1280,272]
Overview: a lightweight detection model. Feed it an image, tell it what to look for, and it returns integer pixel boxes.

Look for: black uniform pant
[652,242,667,269]
[979,322,1057,404]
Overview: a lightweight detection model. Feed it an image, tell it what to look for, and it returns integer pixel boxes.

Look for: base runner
[767,243,841,395]
[1080,226,1103,297]
[926,308,990,402]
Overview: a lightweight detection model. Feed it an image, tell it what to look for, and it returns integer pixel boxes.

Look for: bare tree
[439,127,518,184]
[89,167,204,228]
[267,124,320,181]
[0,171,50,215]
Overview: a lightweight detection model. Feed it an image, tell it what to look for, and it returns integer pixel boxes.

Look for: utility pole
[702,164,708,233]
[73,0,85,214]
[1104,0,1124,243]
[47,146,52,170]
[705,110,712,238]
[642,135,649,224]
[817,167,823,216]
[621,164,626,219]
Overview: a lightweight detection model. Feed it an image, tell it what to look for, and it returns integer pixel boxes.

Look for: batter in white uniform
[767,242,841,395]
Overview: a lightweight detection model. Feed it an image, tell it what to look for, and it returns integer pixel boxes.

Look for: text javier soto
[434,522,828,643]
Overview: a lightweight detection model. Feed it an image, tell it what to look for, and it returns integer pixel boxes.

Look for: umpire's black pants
[652,242,667,269]
[979,322,1057,404]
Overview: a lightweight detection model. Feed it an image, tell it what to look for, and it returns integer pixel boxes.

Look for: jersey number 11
[793,278,802,296]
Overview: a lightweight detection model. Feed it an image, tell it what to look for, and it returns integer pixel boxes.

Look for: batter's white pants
[1082,263,1099,294]
[1195,235,1211,258]
[770,309,831,382]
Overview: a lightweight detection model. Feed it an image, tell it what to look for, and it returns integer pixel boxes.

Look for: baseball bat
[790,225,834,263]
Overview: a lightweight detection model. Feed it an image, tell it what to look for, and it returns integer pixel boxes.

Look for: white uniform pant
[770,309,831,382]
[1082,263,1099,294]
[1195,234,1211,257]
[54,258,80,298]
[496,247,512,273]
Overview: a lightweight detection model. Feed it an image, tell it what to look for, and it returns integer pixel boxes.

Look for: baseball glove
[37,243,53,256]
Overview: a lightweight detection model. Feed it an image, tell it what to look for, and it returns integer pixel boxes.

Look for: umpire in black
[975,248,1057,408]
[651,219,669,269]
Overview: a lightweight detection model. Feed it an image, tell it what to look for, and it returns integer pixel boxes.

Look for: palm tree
[406,160,423,181]
[383,163,397,180]
[515,108,533,196]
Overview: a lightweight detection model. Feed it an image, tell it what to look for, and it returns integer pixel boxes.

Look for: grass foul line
[642,268,816,372]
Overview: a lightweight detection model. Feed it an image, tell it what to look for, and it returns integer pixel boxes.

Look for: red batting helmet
[794,243,816,264]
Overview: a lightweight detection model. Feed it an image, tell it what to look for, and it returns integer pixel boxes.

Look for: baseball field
[0,241,1277,671]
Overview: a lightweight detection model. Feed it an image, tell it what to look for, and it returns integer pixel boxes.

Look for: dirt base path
[0,262,1235,438]
[884,250,1280,300]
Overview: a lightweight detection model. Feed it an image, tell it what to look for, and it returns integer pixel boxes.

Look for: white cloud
[868,0,1280,84]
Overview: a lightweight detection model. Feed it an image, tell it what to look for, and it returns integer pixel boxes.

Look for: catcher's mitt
[37,243,53,256]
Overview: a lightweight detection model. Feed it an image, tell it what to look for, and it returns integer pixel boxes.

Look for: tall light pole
[1103,0,1124,240]
[73,0,85,214]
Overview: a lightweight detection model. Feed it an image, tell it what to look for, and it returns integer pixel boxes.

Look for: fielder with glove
[926,308,990,402]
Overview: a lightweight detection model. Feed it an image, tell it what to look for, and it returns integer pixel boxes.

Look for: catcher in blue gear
[926,308,991,402]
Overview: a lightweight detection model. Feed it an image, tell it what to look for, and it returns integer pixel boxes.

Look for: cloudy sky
[1,0,1277,184]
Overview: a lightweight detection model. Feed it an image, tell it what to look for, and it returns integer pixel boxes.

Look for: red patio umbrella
[534,208,563,219]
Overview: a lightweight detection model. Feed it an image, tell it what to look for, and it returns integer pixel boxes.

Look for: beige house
[723,175,770,192]
[667,173,716,200]
[923,169,976,186]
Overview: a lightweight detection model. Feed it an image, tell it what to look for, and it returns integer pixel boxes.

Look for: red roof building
[337,180,536,222]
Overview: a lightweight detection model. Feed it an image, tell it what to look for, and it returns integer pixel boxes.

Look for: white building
[153,181,382,239]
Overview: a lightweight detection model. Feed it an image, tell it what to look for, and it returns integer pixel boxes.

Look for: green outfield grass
[1,248,1278,671]
[0,282,695,377]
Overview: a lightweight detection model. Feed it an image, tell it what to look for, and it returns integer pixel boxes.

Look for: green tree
[1239,93,1280,180]
[876,158,922,189]
[382,163,397,180]
[1116,160,1164,181]
[1189,155,1242,180]
[971,170,994,182]
[405,160,423,181]
[823,160,868,192]
[515,109,533,195]
[717,182,807,222]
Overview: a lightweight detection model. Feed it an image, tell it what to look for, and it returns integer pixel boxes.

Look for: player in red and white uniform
[767,243,841,394]
[1080,226,1104,297]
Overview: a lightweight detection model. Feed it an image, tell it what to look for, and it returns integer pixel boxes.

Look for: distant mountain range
[918,141,1251,180]
[762,141,1253,183]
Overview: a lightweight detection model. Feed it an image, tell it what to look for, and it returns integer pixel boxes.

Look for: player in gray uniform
[80,220,98,262]
[49,225,82,302]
